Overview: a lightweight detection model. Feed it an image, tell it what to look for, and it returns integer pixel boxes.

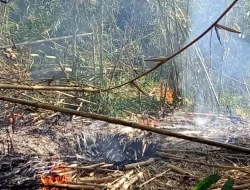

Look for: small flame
[160,88,174,104]
[41,160,70,190]
[139,117,159,127]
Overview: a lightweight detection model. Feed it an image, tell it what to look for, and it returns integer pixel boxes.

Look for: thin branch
[1,95,250,153]
[103,0,239,92]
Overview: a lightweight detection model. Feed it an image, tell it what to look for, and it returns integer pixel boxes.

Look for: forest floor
[1,104,250,189]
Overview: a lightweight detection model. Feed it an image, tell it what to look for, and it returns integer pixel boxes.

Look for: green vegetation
[0,0,250,118]
[193,174,234,190]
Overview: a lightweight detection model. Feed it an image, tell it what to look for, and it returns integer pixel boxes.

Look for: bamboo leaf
[221,178,234,190]
[216,24,241,34]
[193,174,221,190]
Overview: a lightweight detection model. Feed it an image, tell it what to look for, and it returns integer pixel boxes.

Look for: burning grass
[41,161,70,189]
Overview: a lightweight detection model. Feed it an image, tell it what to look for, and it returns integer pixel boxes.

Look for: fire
[160,87,174,104]
[41,160,70,190]
[139,117,159,127]
[150,83,174,104]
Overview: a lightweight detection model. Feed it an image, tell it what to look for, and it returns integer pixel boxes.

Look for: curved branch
[103,0,239,92]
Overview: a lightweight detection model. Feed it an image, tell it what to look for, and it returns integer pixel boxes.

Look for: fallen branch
[1,95,250,153]
[0,84,100,92]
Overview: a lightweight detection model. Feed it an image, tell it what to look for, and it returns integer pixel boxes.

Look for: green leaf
[221,178,234,190]
[193,174,221,190]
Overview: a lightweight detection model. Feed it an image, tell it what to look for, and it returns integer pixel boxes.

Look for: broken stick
[124,158,155,170]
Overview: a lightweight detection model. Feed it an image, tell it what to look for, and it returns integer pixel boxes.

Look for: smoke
[183,0,250,113]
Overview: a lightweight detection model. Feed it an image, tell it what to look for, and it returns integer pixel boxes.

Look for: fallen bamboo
[165,163,199,181]
[124,158,155,170]
[1,95,250,154]
[109,170,134,190]
[45,183,96,189]
[78,177,117,183]
[121,172,143,190]
[0,84,100,92]
[69,181,106,188]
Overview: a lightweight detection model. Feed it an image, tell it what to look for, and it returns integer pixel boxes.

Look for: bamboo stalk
[0,84,99,92]
[124,158,155,170]
[69,181,106,188]
[78,177,117,183]
[0,32,93,49]
[1,95,250,153]
[121,172,143,190]
[45,183,95,189]
[165,163,199,181]
[109,170,134,190]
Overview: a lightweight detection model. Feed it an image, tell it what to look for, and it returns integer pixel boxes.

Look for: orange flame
[41,161,70,190]
[165,88,174,104]
[139,117,159,127]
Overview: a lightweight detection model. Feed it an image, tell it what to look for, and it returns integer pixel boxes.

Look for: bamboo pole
[99,0,104,86]
[0,95,250,153]
[0,84,100,92]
